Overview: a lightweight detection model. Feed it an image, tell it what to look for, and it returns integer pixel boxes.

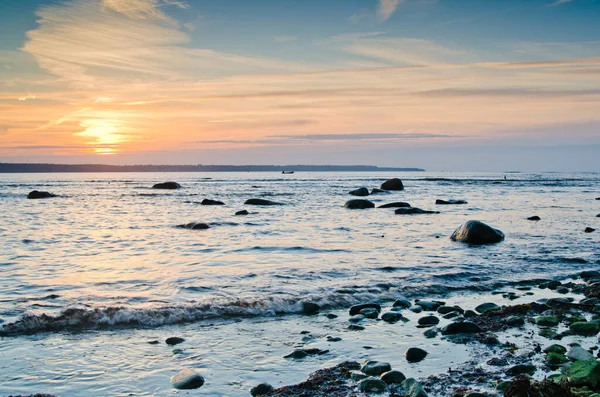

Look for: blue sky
[1,0,599,171]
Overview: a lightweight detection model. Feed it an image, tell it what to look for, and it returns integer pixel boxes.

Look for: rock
[585,227,596,233]
[405,347,428,363]
[506,316,525,326]
[349,187,369,196]
[393,298,412,309]
[381,312,403,323]
[450,220,505,245]
[380,178,404,191]
[357,377,388,393]
[527,216,541,221]
[567,346,595,361]
[348,324,365,331]
[464,393,487,397]
[435,199,468,205]
[370,188,387,194]
[487,357,508,366]
[344,199,375,209]
[417,315,440,326]
[201,199,224,205]
[235,210,249,215]
[152,181,181,189]
[380,370,406,384]
[581,271,600,279]
[165,337,185,345]
[350,370,369,381]
[545,344,567,355]
[250,382,274,396]
[170,368,204,389]
[423,328,438,338]
[496,381,512,392]
[361,361,392,376]
[301,302,320,315]
[349,314,365,323]
[177,222,210,230]
[475,302,501,314]
[360,307,379,319]
[349,303,381,315]
[410,306,423,313]
[395,207,439,215]
[570,322,600,336]
[378,202,411,208]
[464,310,478,319]
[546,352,569,365]
[568,359,600,388]
[326,313,338,319]
[245,198,283,206]
[284,348,328,359]
[437,305,464,315]
[414,300,443,311]
[441,321,482,335]
[535,316,560,327]
[400,378,428,397]
[443,311,460,319]
[506,364,536,376]
[27,190,56,199]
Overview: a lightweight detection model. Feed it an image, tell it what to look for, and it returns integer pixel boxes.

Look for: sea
[0,171,598,396]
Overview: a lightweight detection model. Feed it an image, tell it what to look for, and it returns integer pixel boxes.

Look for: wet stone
[405,347,428,363]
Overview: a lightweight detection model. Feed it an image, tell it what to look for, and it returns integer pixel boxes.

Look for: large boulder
[435,199,467,205]
[152,181,181,189]
[345,199,375,209]
[395,208,439,215]
[380,178,404,191]
[170,368,205,389]
[27,190,56,199]
[450,220,504,245]
[568,360,600,388]
[349,187,369,196]
[177,222,210,230]
[379,202,411,208]
[201,199,224,205]
[244,198,284,206]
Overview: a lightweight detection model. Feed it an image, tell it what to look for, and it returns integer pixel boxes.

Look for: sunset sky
[1,0,599,171]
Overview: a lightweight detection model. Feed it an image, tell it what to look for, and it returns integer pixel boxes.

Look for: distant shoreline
[0,163,424,173]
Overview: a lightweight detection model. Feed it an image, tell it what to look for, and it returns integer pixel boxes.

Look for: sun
[76,118,128,154]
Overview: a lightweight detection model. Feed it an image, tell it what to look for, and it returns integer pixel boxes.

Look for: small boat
[281,171,294,174]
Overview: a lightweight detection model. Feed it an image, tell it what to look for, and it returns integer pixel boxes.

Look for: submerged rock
[380,178,404,191]
[251,382,274,396]
[585,227,596,233]
[380,370,406,384]
[417,315,440,326]
[349,303,381,315]
[506,364,536,376]
[527,215,541,221]
[244,198,284,206]
[395,207,439,215]
[360,307,379,319]
[152,181,181,189]
[235,210,249,216]
[177,222,210,230]
[166,337,185,345]
[475,302,501,313]
[378,201,411,208]
[344,199,375,209]
[170,368,204,389]
[370,188,387,194]
[435,199,468,205]
[27,190,56,199]
[301,302,320,315]
[349,187,369,196]
[361,360,392,376]
[441,321,482,335]
[381,312,404,323]
[568,360,600,388]
[393,298,412,309]
[357,377,388,393]
[201,199,224,205]
[400,378,428,397]
[569,321,600,336]
[405,347,428,363]
[450,220,505,245]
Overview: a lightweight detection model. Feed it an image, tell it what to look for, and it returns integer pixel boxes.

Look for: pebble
[361,360,392,376]
[165,337,185,345]
[417,315,440,326]
[170,368,204,390]
[405,347,428,363]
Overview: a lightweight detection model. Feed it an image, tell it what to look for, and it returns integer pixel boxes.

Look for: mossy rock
[568,360,600,388]
[570,322,600,336]
[536,316,561,327]
[546,352,569,365]
[545,344,567,354]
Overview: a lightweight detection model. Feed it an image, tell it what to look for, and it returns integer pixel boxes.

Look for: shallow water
[0,171,598,396]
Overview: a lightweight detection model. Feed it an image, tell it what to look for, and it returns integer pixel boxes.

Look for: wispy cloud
[378,0,405,21]
[102,0,188,21]
[549,0,575,6]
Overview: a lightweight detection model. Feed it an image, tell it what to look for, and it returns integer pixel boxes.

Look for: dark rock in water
[475,302,501,313]
[393,298,412,309]
[527,215,541,221]
[348,324,365,331]
[569,359,600,388]
[506,364,536,376]
[170,368,204,389]
[464,393,487,397]
[441,321,482,335]
[544,344,567,355]
[597,213,600,217]
[567,346,594,361]
[414,300,443,311]
[357,378,388,393]
[581,271,600,279]
[464,310,477,319]
[504,377,575,397]
[423,328,439,338]
[345,199,375,209]
[361,360,392,376]
[405,347,428,362]
[349,303,381,315]
[395,207,439,215]
[235,210,249,216]
[27,190,57,199]
[487,357,509,366]
[284,348,328,359]
[152,181,181,189]
[201,199,224,205]
[379,202,411,208]
[177,222,210,230]
[506,316,525,326]
[147,340,160,344]
[251,382,274,396]
[301,302,320,315]
[370,188,387,194]
[380,370,406,385]
[400,378,427,397]
[360,307,379,319]
[326,313,338,319]
[418,315,440,326]
[381,178,404,191]
[450,220,505,245]
[381,312,403,323]
[349,187,369,196]
[166,337,185,345]
[438,305,464,315]
[585,227,596,233]
[245,198,283,206]
[570,321,600,336]
[435,199,468,205]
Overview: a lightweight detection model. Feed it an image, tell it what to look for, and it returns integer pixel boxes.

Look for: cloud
[549,0,574,6]
[378,0,405,21]
[102,0,188,21]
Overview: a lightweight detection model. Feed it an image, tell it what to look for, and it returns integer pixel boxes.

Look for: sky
[1,0,599,171]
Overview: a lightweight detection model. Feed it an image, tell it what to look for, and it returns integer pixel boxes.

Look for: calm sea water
[0,172,598,396]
